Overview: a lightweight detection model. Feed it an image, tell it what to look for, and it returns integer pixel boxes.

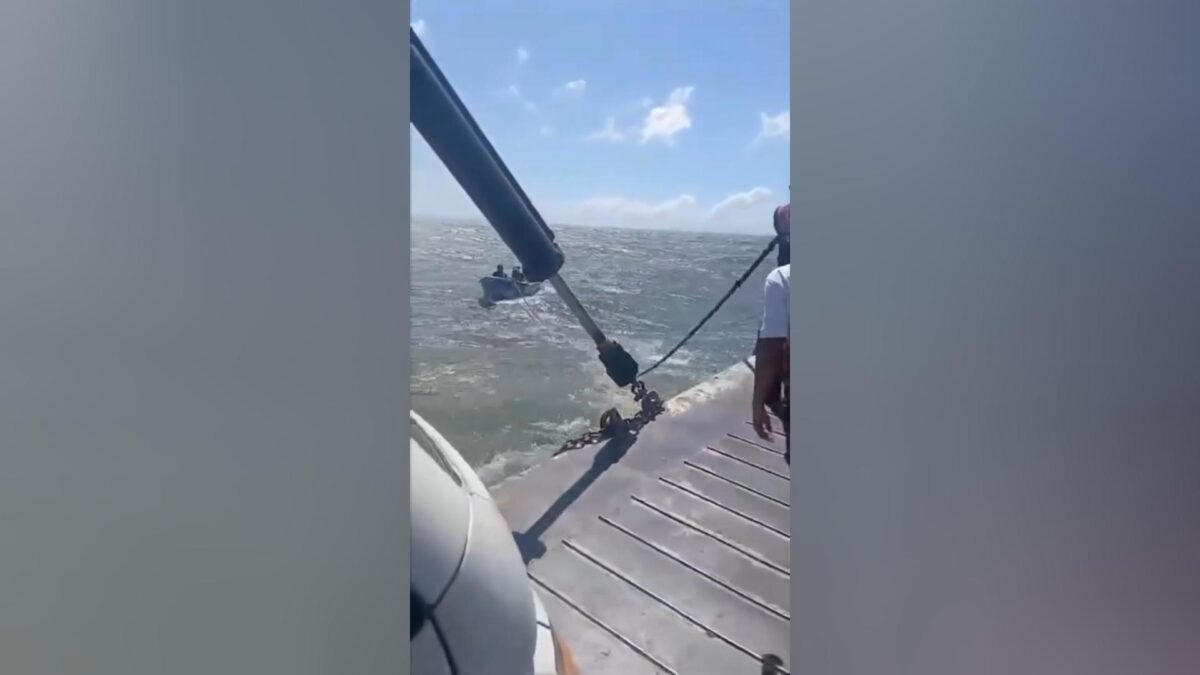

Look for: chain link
[554,379,666,455]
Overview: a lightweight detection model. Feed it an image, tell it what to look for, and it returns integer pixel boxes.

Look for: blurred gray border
[0,2,412,673]
[788,3,799,672]
[790,1,1199,673]
[400,0,413,665]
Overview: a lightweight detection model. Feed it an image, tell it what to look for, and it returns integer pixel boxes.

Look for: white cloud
[573,187,781,233]
[516,47,530,64]
[416,128,781,232]
[578,194,698,221]
[708,187,773,219]
[584,116,626,143]
[753,110,790,146]
[555,79,587,97]
[507,84,538,113]
[412,19,427,37]
[640,86,695,144]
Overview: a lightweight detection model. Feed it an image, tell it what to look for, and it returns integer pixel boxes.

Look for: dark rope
[638,236,780,377]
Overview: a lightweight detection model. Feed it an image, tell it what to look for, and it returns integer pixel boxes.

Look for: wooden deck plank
[710,435,791,475]
[495,362,792,674]
[631,478,791,573]
[534,585,671,675]
[565,524,789,662]
[686,450,791,506]
[666,466,790,536]
[603,499,790,617]
[532,547,755,674]
[730,428,788,455]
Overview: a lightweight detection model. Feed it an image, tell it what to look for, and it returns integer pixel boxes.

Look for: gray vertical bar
[0,2,411,673]
[792,1,1200,673]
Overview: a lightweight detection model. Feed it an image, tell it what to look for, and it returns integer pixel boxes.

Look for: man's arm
[754,338,786,407]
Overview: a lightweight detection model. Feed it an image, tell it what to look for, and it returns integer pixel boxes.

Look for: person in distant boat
[511,266,526,283]
[492,264,507,278]
[753,263,790,464]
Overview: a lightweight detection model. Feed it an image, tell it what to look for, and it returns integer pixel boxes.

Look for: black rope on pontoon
[638,235,781,378]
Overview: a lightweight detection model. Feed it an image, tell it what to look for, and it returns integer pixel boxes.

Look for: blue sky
[411,0,790,234]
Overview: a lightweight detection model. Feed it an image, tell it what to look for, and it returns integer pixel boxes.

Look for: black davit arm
[409,29,639,387]
[409,28,562,282]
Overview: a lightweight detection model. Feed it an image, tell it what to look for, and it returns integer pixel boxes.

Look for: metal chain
[554,380,666,455]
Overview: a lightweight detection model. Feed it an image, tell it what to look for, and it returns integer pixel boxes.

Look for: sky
[410,0,790,234]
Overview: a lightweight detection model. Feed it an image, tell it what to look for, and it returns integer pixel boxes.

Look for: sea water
[411,219,776,485]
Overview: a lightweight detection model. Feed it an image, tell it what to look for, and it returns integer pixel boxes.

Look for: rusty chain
[554,380,665,455]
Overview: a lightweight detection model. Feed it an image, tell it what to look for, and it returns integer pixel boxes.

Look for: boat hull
[480,276,542,303]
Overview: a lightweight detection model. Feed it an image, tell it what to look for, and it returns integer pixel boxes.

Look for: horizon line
[409,213,776,238]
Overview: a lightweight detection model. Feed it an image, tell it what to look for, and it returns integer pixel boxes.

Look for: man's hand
[752,402,774,440]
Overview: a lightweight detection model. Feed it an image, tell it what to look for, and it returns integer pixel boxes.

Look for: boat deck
[492,361,790,674]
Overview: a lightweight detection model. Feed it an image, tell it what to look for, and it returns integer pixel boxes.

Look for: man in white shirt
[753,264,790,463]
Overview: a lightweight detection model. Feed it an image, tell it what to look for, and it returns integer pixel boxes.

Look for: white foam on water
[645,347,698,368]
[422,347,743,481]
[591,284,635,295]
[528,417,591,437]
[665,359,755,415]
[475,442,556,487]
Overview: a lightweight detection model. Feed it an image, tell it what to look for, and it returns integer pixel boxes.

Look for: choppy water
[411,220,776,485]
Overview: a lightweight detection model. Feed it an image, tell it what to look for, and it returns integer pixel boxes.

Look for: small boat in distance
[479,275,543,305]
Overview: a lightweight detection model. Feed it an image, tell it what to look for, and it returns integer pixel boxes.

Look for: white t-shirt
[759,264,790,339]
